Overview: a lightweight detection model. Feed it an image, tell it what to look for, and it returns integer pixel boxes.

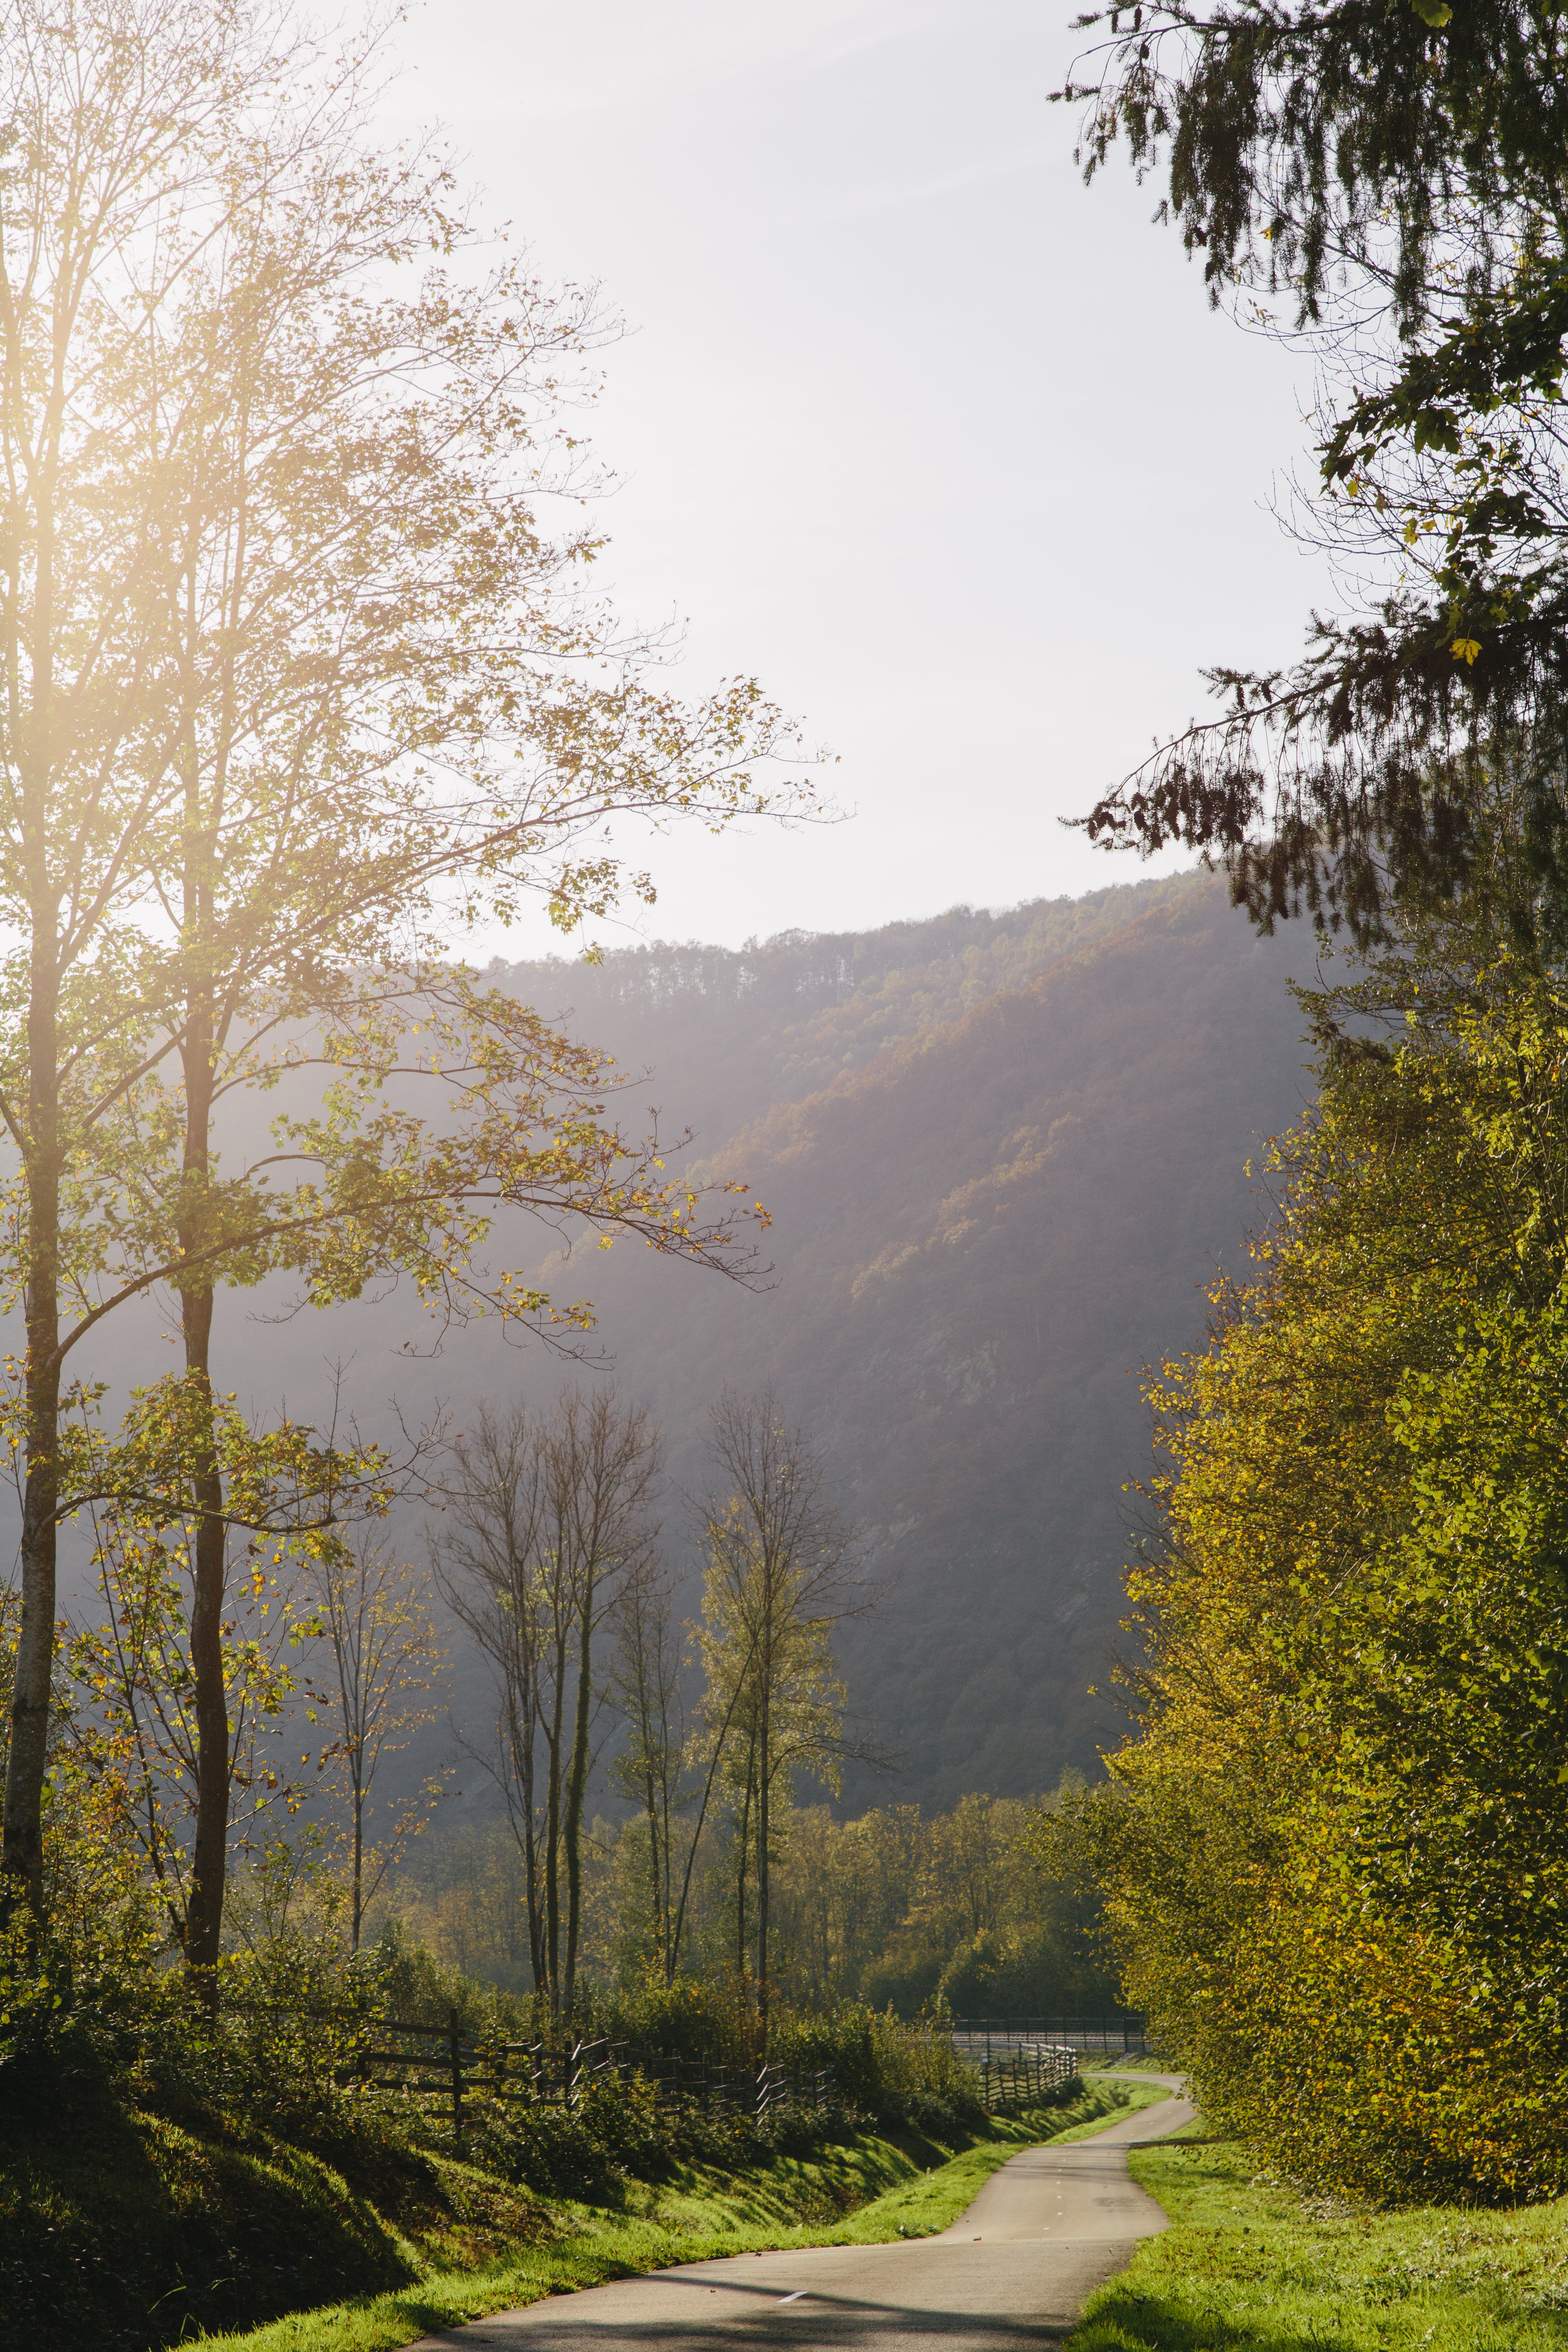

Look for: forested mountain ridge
[478,871,1315,1813]
[497,872,1205,1153]
[41,873,1313,1824]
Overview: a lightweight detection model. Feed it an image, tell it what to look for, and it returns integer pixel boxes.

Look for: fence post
[448,2009,464,2149]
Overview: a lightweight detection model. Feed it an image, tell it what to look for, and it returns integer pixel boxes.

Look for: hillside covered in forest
[43,869,1317,1821]
[457,870,1316,1811]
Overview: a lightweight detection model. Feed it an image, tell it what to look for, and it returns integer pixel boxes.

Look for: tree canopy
[1046,936,1568,2195]
[0,0,808,1934]
[1064,0,1568,948]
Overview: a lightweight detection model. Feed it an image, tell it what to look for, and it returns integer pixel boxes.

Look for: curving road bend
[408,2074,1192,2352]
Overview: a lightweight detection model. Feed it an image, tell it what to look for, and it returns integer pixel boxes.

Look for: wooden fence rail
[287,2009,837,2147]
[976,2043,1078,2115]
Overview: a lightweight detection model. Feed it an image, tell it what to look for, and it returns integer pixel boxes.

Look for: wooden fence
[975,2043,1078,2114]
[352,2014,835,2146]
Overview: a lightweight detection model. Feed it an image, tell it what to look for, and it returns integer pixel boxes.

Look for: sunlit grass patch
[1071,2134,1568,2352]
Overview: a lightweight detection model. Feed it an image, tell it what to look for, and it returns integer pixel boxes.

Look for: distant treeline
[382,1785,1119,2020]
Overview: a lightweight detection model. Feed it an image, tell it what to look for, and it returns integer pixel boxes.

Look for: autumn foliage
[1049,944,1568,2199]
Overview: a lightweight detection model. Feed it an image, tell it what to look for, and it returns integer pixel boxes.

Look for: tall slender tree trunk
[350,1737,367,1952]
[511,1672,546,1998]
[657,1665,675,1980]
[178,827,232,1996]
[642,1744,664,1973]
[660,1764,674,1983]
[181,1278,230,1993]
[736,1759,753,2000]
[544,1622,566,2011]
[176,544,241,1998]
[756,1663,771,2050]
[2,426,63,1926]
[2,938,61,1921]
[563,1569,595,2013]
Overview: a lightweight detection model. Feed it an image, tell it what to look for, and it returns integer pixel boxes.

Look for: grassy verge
[1072,2129,1568,2351]
[194,2078,1168,2352]
[0,2097,544,2352]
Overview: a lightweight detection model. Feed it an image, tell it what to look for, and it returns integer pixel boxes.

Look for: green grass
[193,2078,1167,2352]
[1071,2129,1568,2351]
[0,2094,543,2352]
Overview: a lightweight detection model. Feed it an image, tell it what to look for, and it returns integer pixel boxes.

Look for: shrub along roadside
[1071,2132,1568,2352]
[192,2080,1167,2352]
[0,1892,1130,2352]
[1,1907,985,2216]
[373,1937,983,2143]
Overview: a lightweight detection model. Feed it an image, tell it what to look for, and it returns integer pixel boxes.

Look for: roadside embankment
[188,2079,1170,2352]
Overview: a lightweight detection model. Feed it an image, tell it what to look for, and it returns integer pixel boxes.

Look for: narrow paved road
[410,2075,1192,2352]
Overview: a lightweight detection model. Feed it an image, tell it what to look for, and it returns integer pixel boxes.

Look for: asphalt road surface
[408,2075,1193,2352]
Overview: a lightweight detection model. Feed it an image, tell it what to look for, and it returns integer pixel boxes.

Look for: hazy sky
[384,0,1335,956]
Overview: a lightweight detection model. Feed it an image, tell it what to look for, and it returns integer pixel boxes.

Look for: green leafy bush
[770,2004,983,2127]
